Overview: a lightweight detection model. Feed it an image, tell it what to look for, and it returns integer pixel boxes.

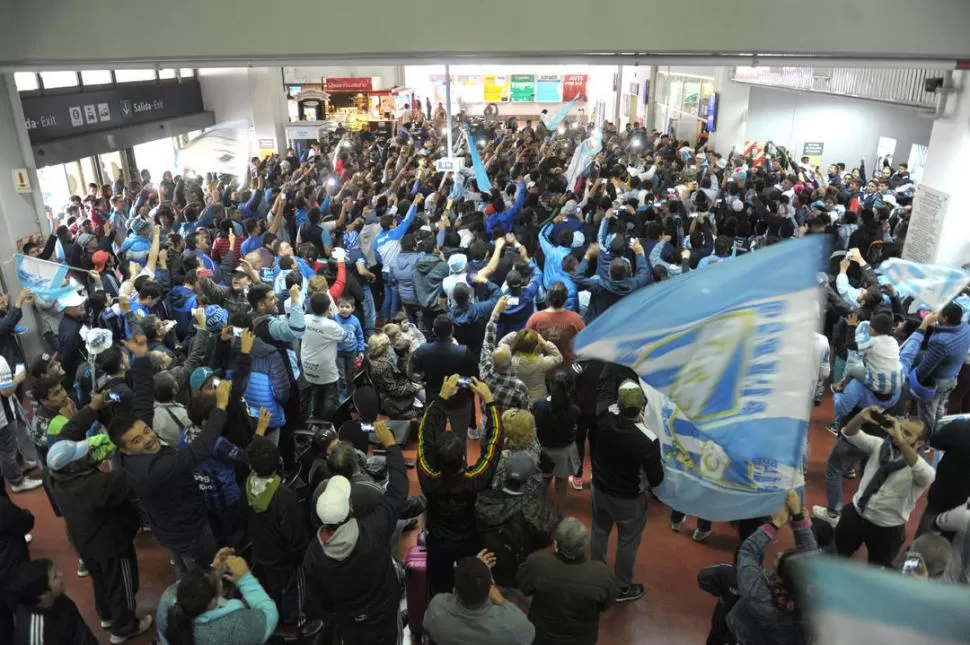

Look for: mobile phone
[870,410,893,428]
[902,554,922,574]
[107,392,122,403]
[248,406,260,418]
[14,364,24,376]
[232,326,243,338]
[628,238,636,249]
[211,377,222,388]
[457,377,473,388]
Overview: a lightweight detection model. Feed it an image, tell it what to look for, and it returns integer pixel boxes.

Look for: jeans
[308,382,340,421]
[824,437,868,513]
[921,375,958,433]
[0,423,25,486]
[834,502,906,566]
[166,524,217,579]
[590,487,647,588]
[336,350,357,400]
[361,284,377,337]
[834,379,900,420]
[380,278,400,320]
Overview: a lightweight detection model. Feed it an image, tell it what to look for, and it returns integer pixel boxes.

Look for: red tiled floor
[10,396,924,644]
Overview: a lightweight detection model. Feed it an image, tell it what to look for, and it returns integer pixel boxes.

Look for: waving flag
[799,557,970,645]
[565,129,602,192]
[16,254,75,301]
[574,236,827,520]
[877,258,970,312]
[542,98,578,132]
[463,125,492,193]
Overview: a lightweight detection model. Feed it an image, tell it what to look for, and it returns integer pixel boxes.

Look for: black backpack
[480,511,532,588]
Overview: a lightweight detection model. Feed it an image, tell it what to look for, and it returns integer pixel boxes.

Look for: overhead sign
[12,169,31,193]
[510,75,535,102]
[802,142,824,156]
[21,79,205,144]
[562,74,588,101]
[324,77,373,92]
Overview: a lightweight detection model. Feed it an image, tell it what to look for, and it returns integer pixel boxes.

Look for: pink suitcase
[405,545,429,635]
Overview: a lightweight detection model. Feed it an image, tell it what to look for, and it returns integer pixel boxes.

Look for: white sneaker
[10,477,42,493]
[100,620,114,629]
[20,459,39,472]
[109,614,152,644]
[812,505,840,528]
[24,533,32,544]
[671,519,685,532]
[568,475,583,491]
[77,559,89,578]
[692,528,712,542]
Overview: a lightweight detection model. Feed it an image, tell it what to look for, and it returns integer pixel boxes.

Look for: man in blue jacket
[538,219,574,291]
[912,303,970,429]
[376,195,422,320]
[484,179,526,237]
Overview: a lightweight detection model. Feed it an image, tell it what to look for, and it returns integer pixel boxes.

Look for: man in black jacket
[417,375,503,596]
[303,421,405,645]
[245,435,312,637]
[409,316,479,443]
[589,378,664,603]
[108,333,234,577]
[0,496,33,640]
[47,411,150,642]
[917,415,970,536]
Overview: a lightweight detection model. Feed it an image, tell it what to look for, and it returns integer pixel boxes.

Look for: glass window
[39,71,79,89]
[158,68,176,80]
[36,164,71,215]
[14,72,39,92]
[79,157,100,189]
[64,161,84,198]
[179,68,196,78]
[114,69,156,83]
[98,152,125,187]
[132,137,178,184]
[80,70,113,86]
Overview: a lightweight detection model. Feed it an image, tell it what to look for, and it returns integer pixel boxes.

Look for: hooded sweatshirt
[474,488,558,587]
[390,251,422,304]
[414,254,451,310]
[573,254,652,323]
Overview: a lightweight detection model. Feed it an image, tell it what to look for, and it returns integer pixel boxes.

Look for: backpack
[480,511,532,588]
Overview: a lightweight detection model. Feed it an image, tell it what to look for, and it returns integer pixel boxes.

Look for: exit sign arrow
[120,100,132,118]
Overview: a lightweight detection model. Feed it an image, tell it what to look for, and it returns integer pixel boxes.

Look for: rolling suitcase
[405,545,429,636]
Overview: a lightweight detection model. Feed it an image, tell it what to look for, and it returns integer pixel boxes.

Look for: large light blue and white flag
[564,129,603,191]
[542,97,578,132]
[16,254,74,301]
[799,557,970,645]
[877,258,970,312]
[463,125,492,193]
[574,236,827,520]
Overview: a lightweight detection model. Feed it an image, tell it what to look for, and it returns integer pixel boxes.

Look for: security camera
[924,77,944,93]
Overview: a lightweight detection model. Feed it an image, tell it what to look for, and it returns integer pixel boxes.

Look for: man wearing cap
[303,421,407,645]
[197,247,254,317]
[423,552,535,645]
[589,379,664,603]
[56,289,88,393]
[89,250,119,298]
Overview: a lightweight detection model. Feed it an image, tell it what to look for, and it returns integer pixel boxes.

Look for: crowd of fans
[0,109,966,645]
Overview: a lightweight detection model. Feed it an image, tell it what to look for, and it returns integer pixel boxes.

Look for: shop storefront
[652,69,716,143]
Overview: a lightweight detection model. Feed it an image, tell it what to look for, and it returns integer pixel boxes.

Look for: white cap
[316,475,351,525]
[58,290,85,310]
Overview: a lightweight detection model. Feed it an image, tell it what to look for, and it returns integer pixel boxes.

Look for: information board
[535,76,562,103]
[510,75,535,102]
[483,75,510,102]
[562,74,588,101]
[903,184,949,263]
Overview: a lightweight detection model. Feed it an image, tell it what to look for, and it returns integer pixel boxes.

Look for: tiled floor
[11,397,923,644]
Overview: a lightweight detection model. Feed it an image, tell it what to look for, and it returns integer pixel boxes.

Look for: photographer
[833,406,935,566]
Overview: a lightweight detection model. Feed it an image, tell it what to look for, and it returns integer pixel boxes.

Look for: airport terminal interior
[1,2,970,644]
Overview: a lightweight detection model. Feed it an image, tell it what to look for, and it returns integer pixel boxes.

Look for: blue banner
[463,125,492,193]
[16,254,75,302]
[877,257,970,312]
[800,557,970,645]
[574,236,827,520]
[542,98,577,132]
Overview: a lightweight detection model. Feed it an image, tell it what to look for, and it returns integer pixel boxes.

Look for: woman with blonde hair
[365,332,422,418]
[491,408,543,497]
[499,329,563,404]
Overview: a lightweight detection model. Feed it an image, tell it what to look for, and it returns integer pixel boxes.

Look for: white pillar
[0,73,49,357]
[712,67,749,156]
[911,70,970,267]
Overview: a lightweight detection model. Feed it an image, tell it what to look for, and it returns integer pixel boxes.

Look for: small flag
[574,236,827,520]
[543,98,578,132]
[463,125,492,193]
[16,254,75,302]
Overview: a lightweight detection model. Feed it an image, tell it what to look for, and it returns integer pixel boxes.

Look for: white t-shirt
[301,315,348,385]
